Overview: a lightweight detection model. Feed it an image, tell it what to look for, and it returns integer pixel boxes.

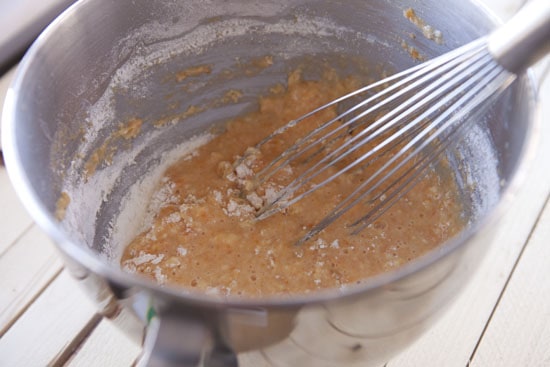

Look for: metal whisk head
[238,1,549,244]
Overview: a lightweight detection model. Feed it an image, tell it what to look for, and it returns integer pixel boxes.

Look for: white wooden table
[1,1,549,365]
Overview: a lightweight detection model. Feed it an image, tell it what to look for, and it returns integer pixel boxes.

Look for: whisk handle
[488,0,550,74]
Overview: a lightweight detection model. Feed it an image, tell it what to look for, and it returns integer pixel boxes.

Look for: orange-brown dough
[121,69,463,297]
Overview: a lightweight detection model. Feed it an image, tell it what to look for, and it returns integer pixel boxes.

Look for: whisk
[241,0,550,244]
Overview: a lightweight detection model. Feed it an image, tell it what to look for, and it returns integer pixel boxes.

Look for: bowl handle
[136,310,222,367]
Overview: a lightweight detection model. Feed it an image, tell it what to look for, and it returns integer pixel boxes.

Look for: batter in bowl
[121,68,464,297]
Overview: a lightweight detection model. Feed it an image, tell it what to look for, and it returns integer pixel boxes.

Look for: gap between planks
[63,317,142,367]
[0,271,101,366]
[0,225,64,335]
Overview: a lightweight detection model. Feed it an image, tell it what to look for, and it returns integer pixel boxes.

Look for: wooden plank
[0,271,100,367]
[65,318,142,367]
[0,167,34,255]
[0,66,18,151]
[470,197,550,366]
[387,64,550,366]
[0,225,63,335]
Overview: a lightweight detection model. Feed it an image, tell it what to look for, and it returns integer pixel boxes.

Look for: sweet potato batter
[121,69,464,297]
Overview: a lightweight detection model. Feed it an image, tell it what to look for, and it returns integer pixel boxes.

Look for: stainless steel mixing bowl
[1,0,539,366]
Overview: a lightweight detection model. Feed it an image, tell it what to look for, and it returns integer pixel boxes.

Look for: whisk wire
[247,39,489,187]
[350,66,516,233]
[297,60,515,243]
[258,43,494,218]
